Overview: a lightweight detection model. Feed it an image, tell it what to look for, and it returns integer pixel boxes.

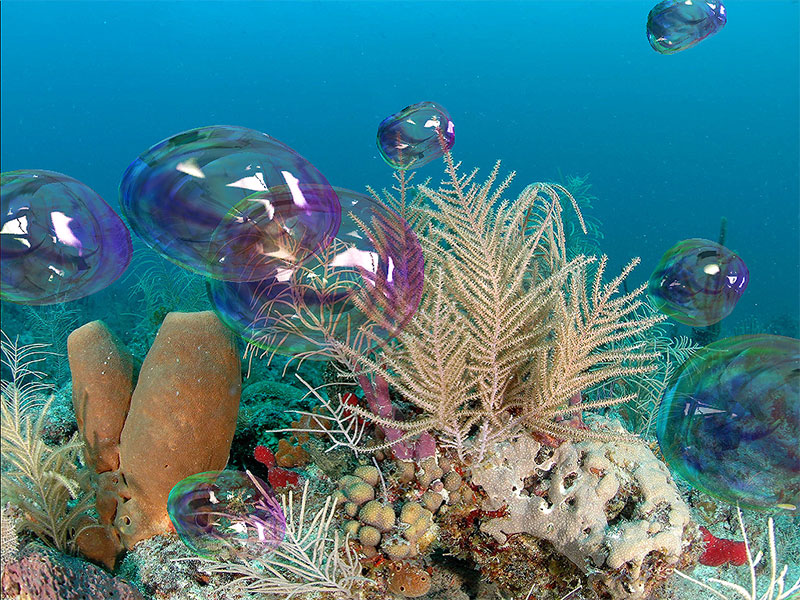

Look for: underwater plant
[0,331,93,554]
[606,330,700,437]
[123,246,208,344]
[22,302,81,385]
[559,172,604,259]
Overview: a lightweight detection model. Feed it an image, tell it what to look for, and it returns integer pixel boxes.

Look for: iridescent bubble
[208,187,424,358]
[656,335,800,511]
[1,170,132,305]
[648,238,748,327]
[167,470,286,561]
[119,125,340,281]
[209,183,342,283]
[647,0,727,54]
[377,102,455,170]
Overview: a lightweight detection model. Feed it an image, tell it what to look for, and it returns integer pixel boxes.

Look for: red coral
[699,526,748,567]
[268,467,300,489]
[253,445,276,468]
[341,392,366,425]
[254,444,301,489]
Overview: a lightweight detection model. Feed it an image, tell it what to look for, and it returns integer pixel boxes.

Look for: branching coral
[239,153,665,462]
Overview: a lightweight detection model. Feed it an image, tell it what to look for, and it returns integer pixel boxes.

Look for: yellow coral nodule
[359,500,395,532]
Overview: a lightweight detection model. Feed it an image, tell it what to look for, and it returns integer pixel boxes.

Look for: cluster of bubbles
[1,111,443,558]
[647,240,795,512]
[167,470,286,560]
[648,238,748,327]
[208,186,424,358]
[656,335,800,512]
[646,0,727,54]
[119,125,342,283]
[0,170,132,304]
[119,126,426,360]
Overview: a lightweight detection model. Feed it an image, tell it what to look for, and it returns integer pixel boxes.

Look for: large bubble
[648,238,748,327]
[656,335,800,511]
[119,125,340,282]
[646,0,727,54]
[1,170,132,305]
[167,470,286,561]
[377,102,455,170]
[208,187,424,358]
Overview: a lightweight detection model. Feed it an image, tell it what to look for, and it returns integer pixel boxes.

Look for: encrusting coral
[1,543,144,599]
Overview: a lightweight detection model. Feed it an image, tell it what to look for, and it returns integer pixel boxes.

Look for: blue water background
[2,0,798,332]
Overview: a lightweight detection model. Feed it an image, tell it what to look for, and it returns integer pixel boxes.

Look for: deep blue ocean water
[2,0,798,333]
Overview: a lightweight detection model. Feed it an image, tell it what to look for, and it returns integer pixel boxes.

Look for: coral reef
[158,158,698,600]
[0,157,732,600]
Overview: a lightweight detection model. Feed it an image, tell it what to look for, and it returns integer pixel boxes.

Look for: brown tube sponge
[68,320,134,474]
[113,311,241,548]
